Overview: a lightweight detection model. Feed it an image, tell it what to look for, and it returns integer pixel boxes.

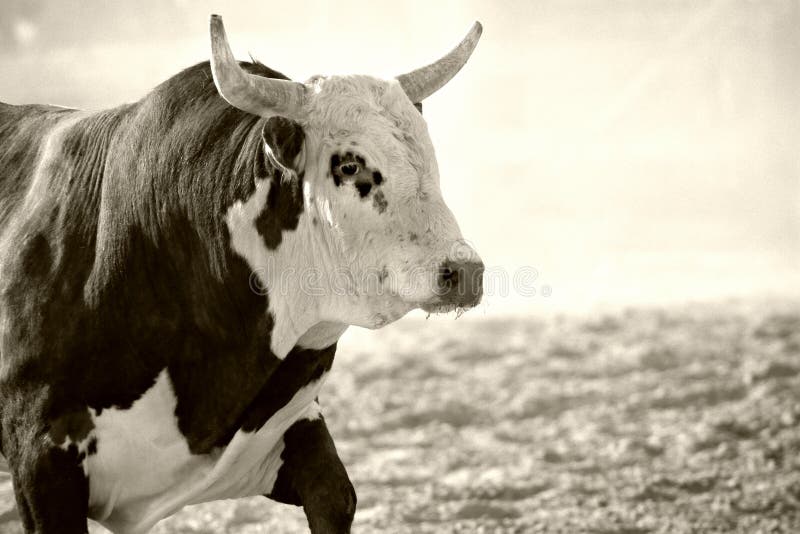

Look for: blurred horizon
[1,0,797,315]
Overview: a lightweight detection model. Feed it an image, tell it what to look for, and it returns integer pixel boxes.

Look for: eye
[340,163,360,176]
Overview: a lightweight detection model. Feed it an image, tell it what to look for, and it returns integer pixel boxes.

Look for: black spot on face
[373,190,388,213]
[331,151,386,199]
[355,182,372,198]
[87,437,98,455]
[414,102,423,113]
[409,232,418,242]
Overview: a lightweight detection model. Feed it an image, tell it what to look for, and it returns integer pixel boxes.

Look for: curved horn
[397,21,483,103]
[209,15,306,118]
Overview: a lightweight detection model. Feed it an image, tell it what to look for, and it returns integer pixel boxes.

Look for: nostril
[439,264,458,287]
[435,259,484,307]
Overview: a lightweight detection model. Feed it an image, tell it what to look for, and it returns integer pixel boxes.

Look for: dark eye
[340,163,360,176]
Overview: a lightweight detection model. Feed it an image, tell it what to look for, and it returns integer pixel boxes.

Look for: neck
[224,164,350,357]
[259,227,349,356]
[269,210,354,355]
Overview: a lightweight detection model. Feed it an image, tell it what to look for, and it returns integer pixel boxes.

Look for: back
[0,102,76,233]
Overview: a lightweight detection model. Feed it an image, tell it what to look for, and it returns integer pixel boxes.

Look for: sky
[0,0,798,315]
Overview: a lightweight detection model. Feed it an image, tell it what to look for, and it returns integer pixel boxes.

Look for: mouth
[420,301,473,316]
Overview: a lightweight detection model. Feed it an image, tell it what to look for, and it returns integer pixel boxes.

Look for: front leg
[267,413,356,534]
[1,400,90,534]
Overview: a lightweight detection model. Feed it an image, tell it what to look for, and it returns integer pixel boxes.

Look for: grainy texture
[0,300,798,533]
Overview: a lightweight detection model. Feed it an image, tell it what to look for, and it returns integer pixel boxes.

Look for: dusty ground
[0,300,799,533]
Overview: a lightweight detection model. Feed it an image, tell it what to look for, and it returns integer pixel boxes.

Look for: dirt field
[0,300,798,533]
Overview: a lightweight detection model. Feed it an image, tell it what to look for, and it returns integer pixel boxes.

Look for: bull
[0,15,484,534]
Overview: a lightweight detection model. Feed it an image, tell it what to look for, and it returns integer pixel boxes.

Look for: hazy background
[1,0,797,315]
[1,4,799,532]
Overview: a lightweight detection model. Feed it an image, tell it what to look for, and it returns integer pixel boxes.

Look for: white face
[298,75,483,328]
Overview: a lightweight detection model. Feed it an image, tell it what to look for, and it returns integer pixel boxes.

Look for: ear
[261,116,306,174]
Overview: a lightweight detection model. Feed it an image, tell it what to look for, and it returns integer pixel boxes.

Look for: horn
[397,21,483,103]
[209,15,306,118]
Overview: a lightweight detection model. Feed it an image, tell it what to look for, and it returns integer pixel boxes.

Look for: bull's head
[210,15,484,344]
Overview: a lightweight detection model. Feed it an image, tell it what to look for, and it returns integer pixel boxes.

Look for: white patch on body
[84,369,328,534]
[225,179,271,277]
[225,178,302,358]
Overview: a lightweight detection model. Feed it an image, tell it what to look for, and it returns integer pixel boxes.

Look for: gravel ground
[0,300,799,533]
